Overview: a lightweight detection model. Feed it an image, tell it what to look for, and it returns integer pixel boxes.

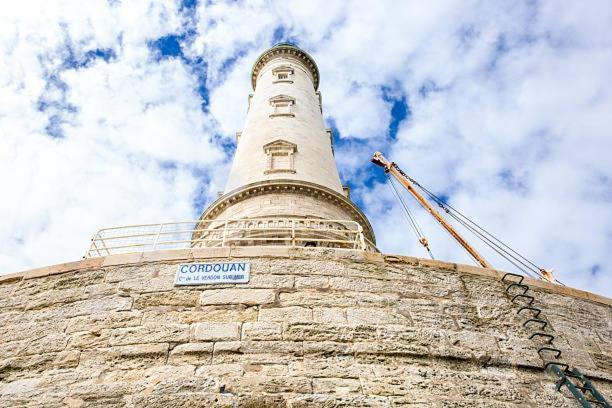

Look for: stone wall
[0,247,610,407]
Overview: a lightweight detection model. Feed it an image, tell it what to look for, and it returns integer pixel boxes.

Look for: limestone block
[131,393,233,408]
[66,311,142,334]
[243,362,288,376]
[79,343,169,370]
[287,394,390,407]
[259,306,313,322]
[346,307,406,325]
[142,307,257,325]
[212,340,303,364]
[352,341,429,358]
[24,287,86,310]
[313,307,346,323]
[242,321,282,340]
[133,290,200,309]
[118,275,174,293]
[0,340,27,360]
[101,252,142,267]
[445,330,499,361]
[195,363,243,378]
[496,335,543,368]
[0,319,69,343]
[109,324,189,346]
[279,291,356,307]
[105,263,170,282]
[269,259,349,277]
[303,341,351,356]
[313,377,362,394]
[329,276,395,293]
[227,374,312,394]
[248,273,295,288]
[0,351,79,383]
[376,326,445,353]
[397,298,457,330]
[168,343,213,365]
[50,269,106,289]
[0,378,41,397]
[199,289,275,305]
[284,323,377,342]
[20,333,68,355]
[239,340,303,356]
[295,275,329,289]
[67,330,110,349]
[192,322,241,341]
[235,395,288,408]
[83,282,117,297]
[57,296,133,319]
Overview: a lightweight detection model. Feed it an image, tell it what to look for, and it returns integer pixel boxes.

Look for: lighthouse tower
[194,43,375,250]
[2,43,610,408]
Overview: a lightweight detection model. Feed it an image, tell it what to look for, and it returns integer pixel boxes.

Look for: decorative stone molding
[251,43,320,91]
[269,94,295,118]
[199,179,376,244]
[272,64,295,84]
[263,140,297,174]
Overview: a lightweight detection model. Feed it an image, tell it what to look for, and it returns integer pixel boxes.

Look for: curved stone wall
[0,247,610,407]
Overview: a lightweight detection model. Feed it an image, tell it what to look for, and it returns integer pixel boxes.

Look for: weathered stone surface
[141,306,257,325]
[313,377,362,394]
[168,343,213,365]
[133,290,200,308]
[79,343,169,370]
[109,324,189,346]
[199,289,276,305]
[66,311,142,334]
[119,276,175,293]
[1,251,610,407]
[259,306,312,322]
[313,307,347,323]
[242,322,282,340]
[248,274,294,288]
[192,323,241,341]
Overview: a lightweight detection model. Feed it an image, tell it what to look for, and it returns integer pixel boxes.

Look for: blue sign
[174,262,250,285]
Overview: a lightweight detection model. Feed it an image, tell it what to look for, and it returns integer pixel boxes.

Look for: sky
[1,0,611,297]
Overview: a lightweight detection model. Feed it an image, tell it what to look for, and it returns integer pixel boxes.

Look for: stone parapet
[3,248,609,307]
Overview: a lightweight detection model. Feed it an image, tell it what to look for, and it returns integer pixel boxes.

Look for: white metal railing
[84,218,377,258]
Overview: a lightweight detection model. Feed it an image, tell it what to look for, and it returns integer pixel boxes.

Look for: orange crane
[371,151,556,282]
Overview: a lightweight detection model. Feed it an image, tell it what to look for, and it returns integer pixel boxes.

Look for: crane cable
[386,173,435,260]
[391,163,563,284]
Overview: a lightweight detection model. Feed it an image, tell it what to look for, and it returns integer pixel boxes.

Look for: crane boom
[372,151,493,269]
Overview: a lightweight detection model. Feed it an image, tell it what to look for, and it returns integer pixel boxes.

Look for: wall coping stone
[1,247,610,307]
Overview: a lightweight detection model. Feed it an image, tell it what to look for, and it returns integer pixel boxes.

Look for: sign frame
[174,262,250,286]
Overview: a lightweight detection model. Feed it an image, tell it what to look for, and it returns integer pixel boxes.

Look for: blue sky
[1,0,612,296]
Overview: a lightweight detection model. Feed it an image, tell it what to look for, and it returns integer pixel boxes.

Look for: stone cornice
[198,179,376,244]
[251,44,320,91]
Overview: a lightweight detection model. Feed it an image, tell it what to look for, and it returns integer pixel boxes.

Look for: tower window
[263,140,297,174]
[269,95,295,118]
[272,65,294,83]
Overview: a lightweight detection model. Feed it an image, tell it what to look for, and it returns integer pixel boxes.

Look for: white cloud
[1,0,611,297]
[0,0,225,272]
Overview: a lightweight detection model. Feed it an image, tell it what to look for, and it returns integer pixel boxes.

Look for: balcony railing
[84,218,377,258]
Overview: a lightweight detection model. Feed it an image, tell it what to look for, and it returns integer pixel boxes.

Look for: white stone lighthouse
[194,43,376,250]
